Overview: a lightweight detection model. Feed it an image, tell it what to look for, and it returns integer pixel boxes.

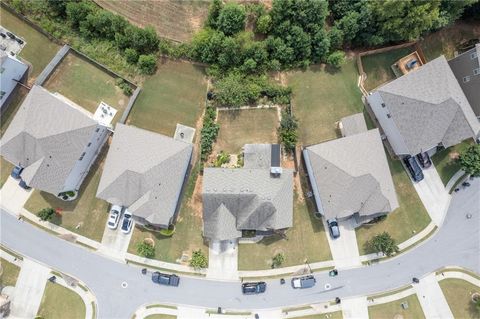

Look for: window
[386,113,391,118]
[474,68,480,76]
[381,103,386,108]
[0,91,5,99]
[463,76,471,83]
[79,152,86,161]
[95,128,100,133]
[471,52,478,60]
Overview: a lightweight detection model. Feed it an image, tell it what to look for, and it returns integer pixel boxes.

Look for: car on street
[242,282,266,294]
[291,275,316,289]
[107,205,122,230]
[121,210,133,234]
[11,166,23,179]
[152,271,180,287]
[403,155,424,182]
[416,152,432,169]
[327,218,340,239]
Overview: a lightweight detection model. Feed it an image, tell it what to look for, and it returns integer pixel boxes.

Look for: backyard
[432,139,474,186]
[0,257,20,287]
[43,52,131,124]
[439,278,480,319]
[24,148,109,242]
[37,281,86,319]
[215,108,279,154]
[356,153,431,255]
[368,294,425,319]
[128,60,207,136]
[0,8,60,79]
[287,59,369,146]
[361,46,415,91]
[128,166,208,265]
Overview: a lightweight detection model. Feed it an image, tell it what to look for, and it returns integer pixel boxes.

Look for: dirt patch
[191,174,203,219]
[449,151,460,160]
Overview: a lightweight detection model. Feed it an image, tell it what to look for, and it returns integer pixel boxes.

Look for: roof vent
[387,113,391,118]
[381,103,385,108]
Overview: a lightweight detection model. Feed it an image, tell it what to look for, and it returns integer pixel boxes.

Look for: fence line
[119,87,141,124]
[35,45,70,86]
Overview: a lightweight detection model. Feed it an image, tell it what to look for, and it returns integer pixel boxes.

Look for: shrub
[217,3,246,36]
[137,54,157,75]
[116,78,133,96]
[125,48,139,64]
[215,151,230,167]
[159,225,176,237]
[256,14,272,34]
[137,241,155,258]
[37,208,55,221]
[190,250,208,269]
[272,253,285,268]
[367,232,399,257]
[327,51,346,68]
[278,112,298,154]
[458,144,480,177]
[200,106,220,161]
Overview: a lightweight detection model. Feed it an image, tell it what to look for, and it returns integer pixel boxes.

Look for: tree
[279,112,298,153]
[217,3,246,36]
[137,241,155,258]
[328,26,344,50]
[327,51,346,68]
[66,1,94,30]
[458,145,480,177]
[256,14,272,34]
[213,72,260,107]
[272,253,285,268]
[368,232,399,257]
[312,29,330,62]
[46,0,71,17]
[205,0,223,28]
[137,54,157,75]
[125,48,139,64]
[37,208,55,221]
[190,250,208,269]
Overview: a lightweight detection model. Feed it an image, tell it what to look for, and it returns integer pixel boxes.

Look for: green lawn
[215,108,279,154]
[128,166,208,264]
[439,278,480,319]
[238,175,332,270]
[368,294,425,319]
[420,20,480,62]
[128,60,207,136]
[293,312,342,319]
[144,315,176,319]
[361,47,415,91]
[44,53,130,124]
[0,258,20,287]
[37,281,86,319]
[24,148,109,242]
[356,153,431,255]
[0,8,60,79]
[287,60,367,146]
[432,140,474,186]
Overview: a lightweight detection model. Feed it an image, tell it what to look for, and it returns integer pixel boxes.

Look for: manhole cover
[324,283,331,290]
[121,281,128,288]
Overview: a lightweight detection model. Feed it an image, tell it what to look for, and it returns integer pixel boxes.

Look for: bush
[116,78,133,96]
[215,151,230,167]
[137,54,157,75]
[256,14,272,34]
[137,241,155,258]
[272,253,285,268]
[125,48,139,64]
[367,232,399,257]
[217,3,246,36]
[159,225,176,237]
[458,144,480,177]
[327,51,346,68]
[278,112,298,154]
[200,106,220,161]
[37,208,55,221]
[190,250,208,269]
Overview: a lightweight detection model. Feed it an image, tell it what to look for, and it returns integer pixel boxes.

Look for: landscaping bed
[0,257,20,287]
[439,278,480,319]
[37,281,86,319]
[128,60,207,136]
[368,294,425,319]
[294,312,343,319]
[432,139,474,186]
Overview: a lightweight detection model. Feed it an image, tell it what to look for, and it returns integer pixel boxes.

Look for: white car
[121,210,133,234]
[107,205,122,230]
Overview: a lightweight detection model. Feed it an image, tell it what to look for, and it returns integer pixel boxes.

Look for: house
[96,123,193,229]
[202,144,293,241]
[0,85,110,195]
[448,43,480,117]
[303,114,399,225]
[0,51,28,112]
[367,55,480,157]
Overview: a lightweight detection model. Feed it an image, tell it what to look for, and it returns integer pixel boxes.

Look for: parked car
[6,31,15,39]
[242,282,266,295]
[151,271,180,287]
[15,38,24,45]
[0,32,6,38]
[11,166,23,179]
[107,205,122,230]
[121,210,133,234]
[18,180,31,190]
[416,152,432,169]
[0,44,6,51]
[291,275,316,289]
[327,218,340,239]
[403,155,424,182]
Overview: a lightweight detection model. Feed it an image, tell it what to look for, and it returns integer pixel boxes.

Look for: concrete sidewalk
[9,258,51,318]
[414,273,453,319]
[207,240,239,280]
[324,218,361,269]
[341,296,368,319]
[0,176,33,214]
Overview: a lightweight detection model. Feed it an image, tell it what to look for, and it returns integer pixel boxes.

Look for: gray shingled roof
[340,113,368,137]
[368,55,480,155]
[202,167,293,241]
[304,128,398,220]
[0,85,98,195]
[243,144,272,169]
[96,124,193,227]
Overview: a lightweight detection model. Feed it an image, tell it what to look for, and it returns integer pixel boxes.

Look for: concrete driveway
[414,273,454,318]
[411,165,450,226]
[207,240,238,280]
[0,176,32,214]
[99,218,134,261]
[324,218,361,269]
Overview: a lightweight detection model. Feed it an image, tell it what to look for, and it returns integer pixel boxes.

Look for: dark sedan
[242,282,266,295]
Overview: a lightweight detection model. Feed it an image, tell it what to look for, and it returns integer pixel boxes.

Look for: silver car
[107,205,122,230]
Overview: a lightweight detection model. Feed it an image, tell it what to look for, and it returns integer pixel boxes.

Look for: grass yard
[44,53,130,124]
[287,60,367,146]
[37,281,86,319]
[144,315,177,319]
[361,46,415,91]
[128,60,207,136]
[0,257,21,287]
[439,278,480,319]
[356,153,431,255]
[432,139,475,186]
[24,148,109,242]
[128,166,208,264]
[293,312,343,319]
[420,20,480,62]
[368,293,425,319]
[0,8,60,79]
[215,108,279,154]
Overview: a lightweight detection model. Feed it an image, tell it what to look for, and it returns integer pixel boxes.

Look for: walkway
[0,176,32,214]
[413,273,454,319]
[207,240,238,280]
[341,296,368,319]
[324,218,361,269]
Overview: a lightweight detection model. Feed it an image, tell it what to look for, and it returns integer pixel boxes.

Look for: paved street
[1,178,479,318]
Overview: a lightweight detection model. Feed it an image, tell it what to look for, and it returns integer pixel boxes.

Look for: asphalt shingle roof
[96,124,192,227]
[340,113,368,137]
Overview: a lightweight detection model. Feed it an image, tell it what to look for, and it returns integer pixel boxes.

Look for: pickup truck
[291,275,316,289]
[151,271,180,287]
